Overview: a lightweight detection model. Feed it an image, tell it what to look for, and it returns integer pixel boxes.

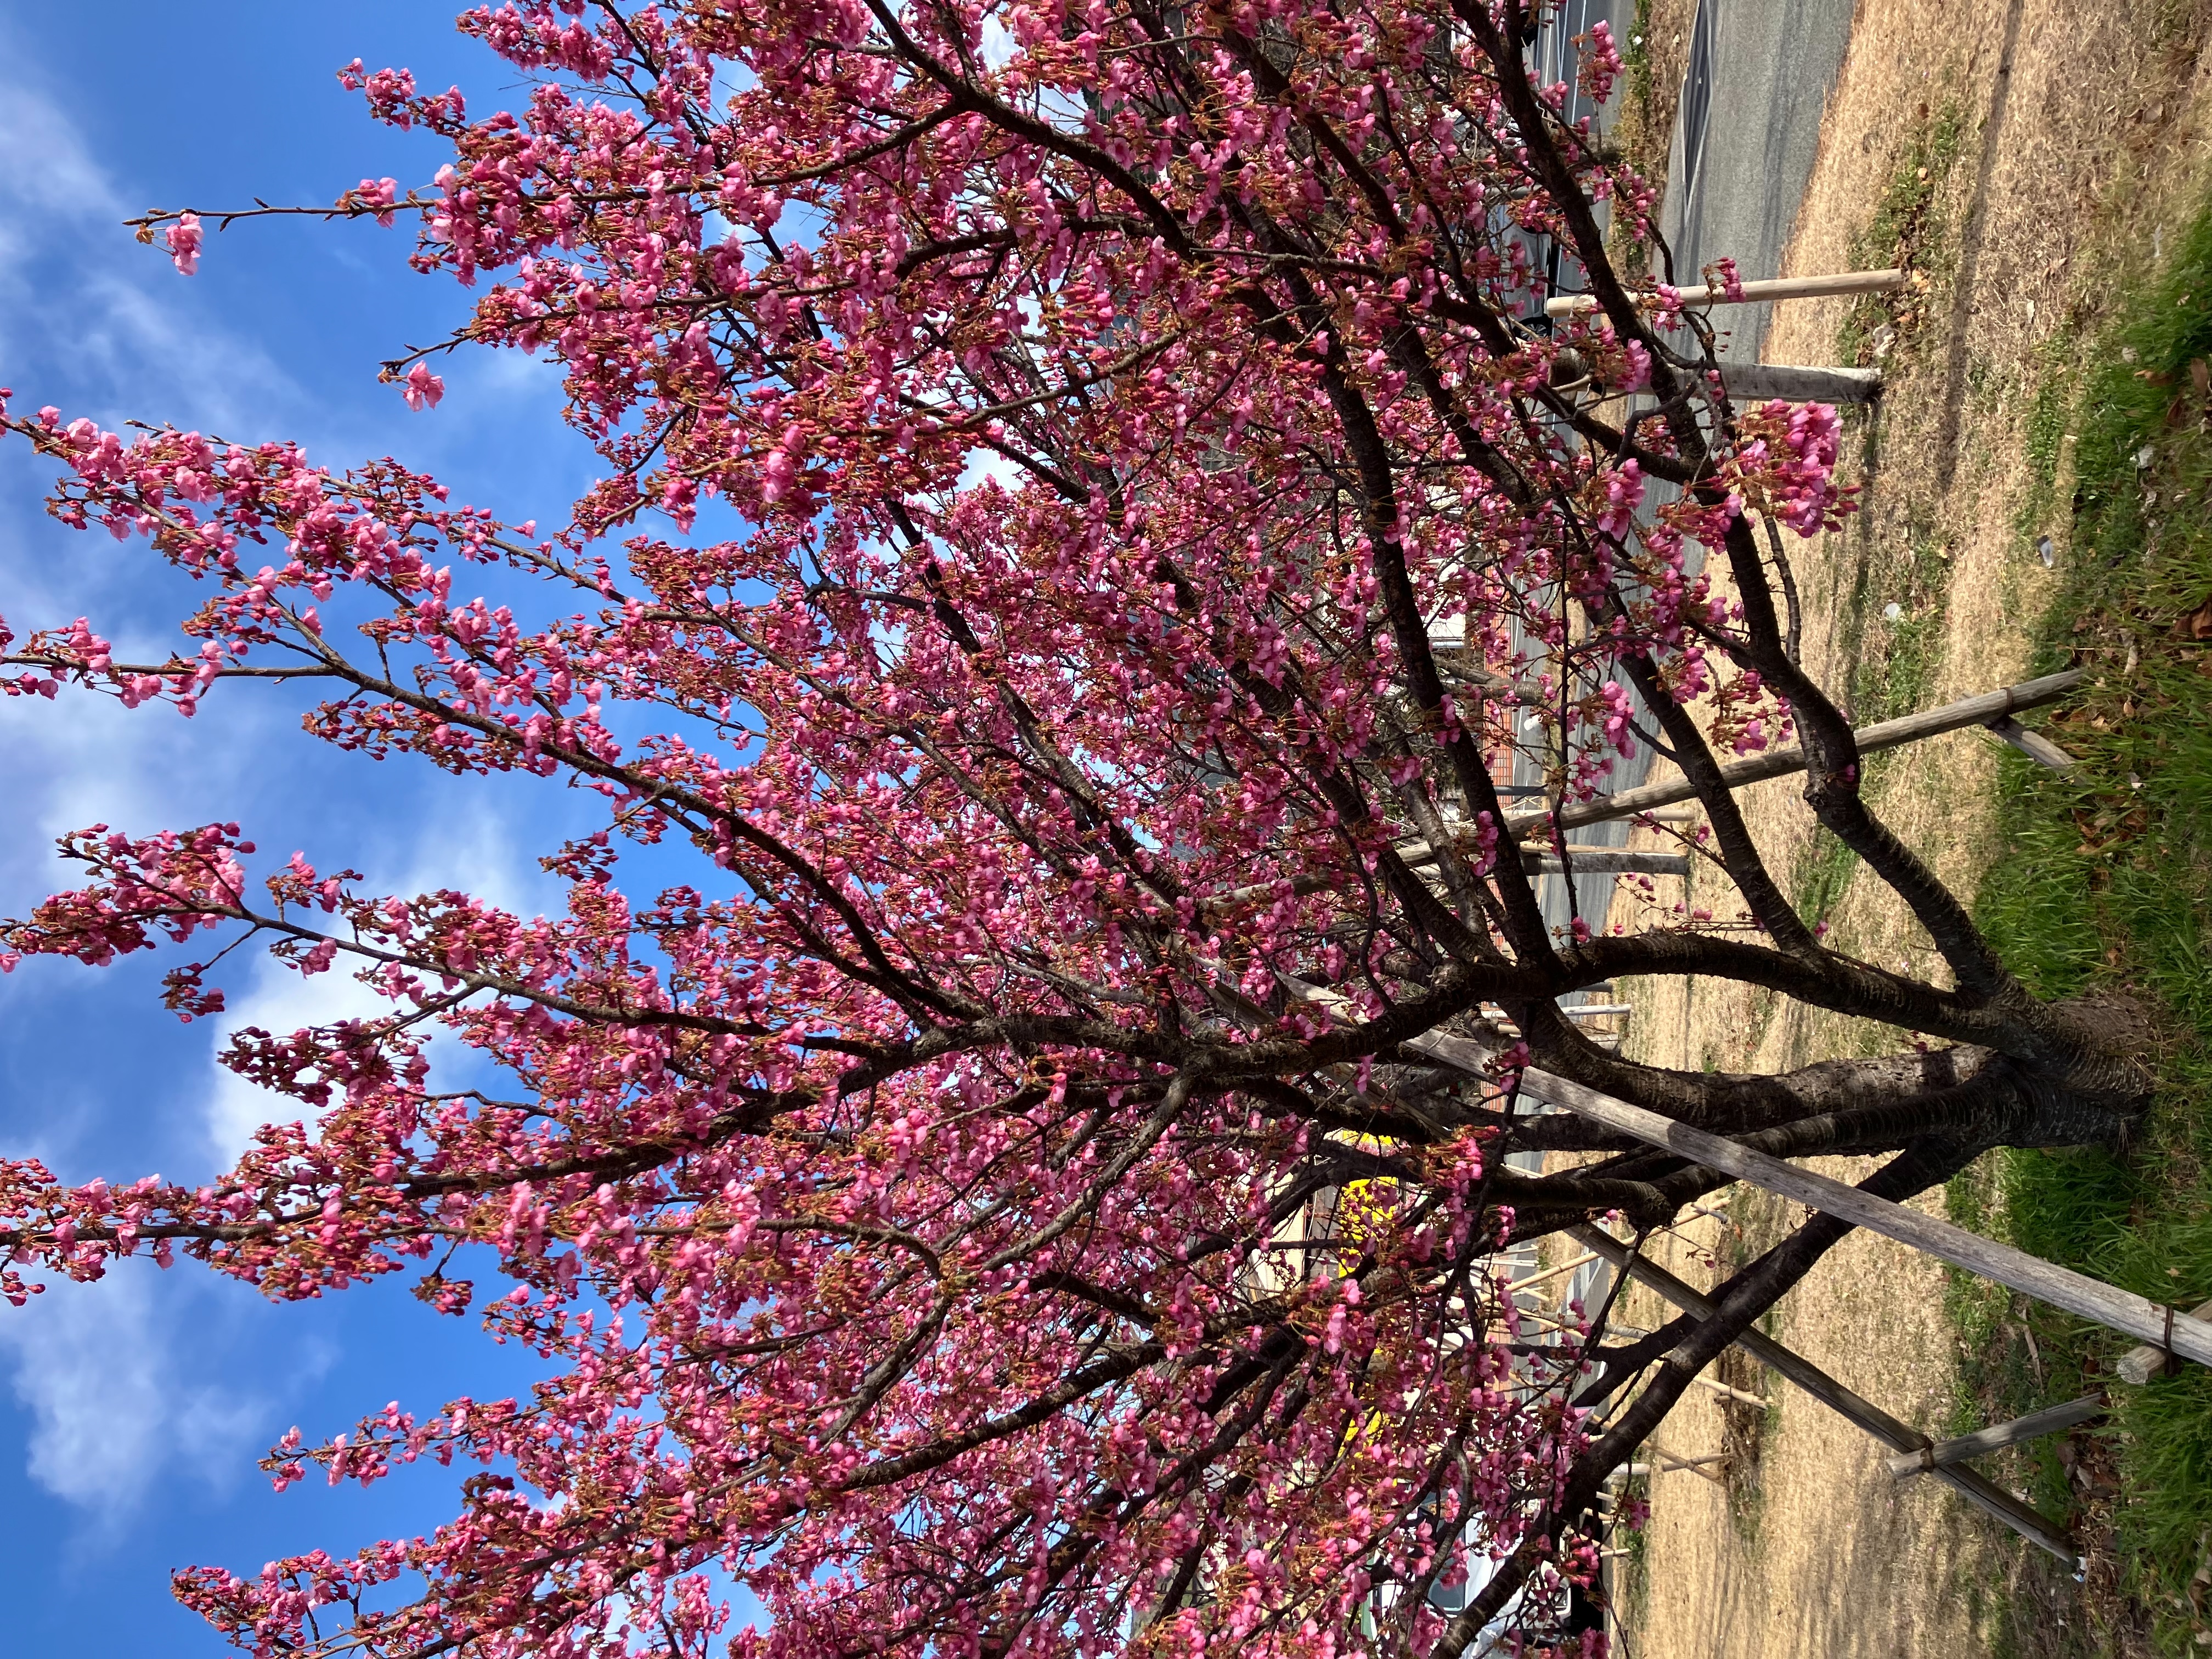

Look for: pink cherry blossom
[166,211,202,275]
[400,363,444,411]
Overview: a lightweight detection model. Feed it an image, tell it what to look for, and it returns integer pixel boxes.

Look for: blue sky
[0,7,642,1647]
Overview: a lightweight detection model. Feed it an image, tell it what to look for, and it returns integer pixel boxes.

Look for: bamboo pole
[1884,1394,2106,1480]
[1651,1447,1728,1487]
[1544,267,1906,317]
[1568,1226,2081,1566]
[1506,1249,1601,1297]
[1649,1446,1728,1470]
[1499,669,2085,837]
[1689,1374,1768,1409]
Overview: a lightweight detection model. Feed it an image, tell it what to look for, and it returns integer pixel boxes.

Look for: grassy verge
[1787,104,1980,942]
[1949,194,2212,1656]
[1838,98,1968,365]
[1601,0,1697,276]
[1792,526,1957,928]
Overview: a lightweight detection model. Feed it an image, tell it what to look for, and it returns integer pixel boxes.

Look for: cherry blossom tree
[0,3,2143,1656]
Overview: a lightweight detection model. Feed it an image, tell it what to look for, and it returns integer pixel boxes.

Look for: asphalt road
[1659,0,1861,356]
[1526,0,1862,940]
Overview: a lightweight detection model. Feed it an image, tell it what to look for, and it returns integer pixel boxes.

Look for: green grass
[1611,1463,1653,1626]
[2015,329,2080,543]
[1623,0,1655,111]
[1792,828,1858,931]
[1788,528,1952,933]
[1838,100,1970,364]
[1952,191,2212,1655]
[1858,536,1951,723]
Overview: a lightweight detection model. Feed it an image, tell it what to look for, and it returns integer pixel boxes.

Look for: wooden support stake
[1483,1056,2212,1369]
[1408,844,1691,876]
[1885,1394,2107,1480]
[1718,362,1883,405]
[1499,669,2085,837]
[1568,1226,2081,1567]
[1544,267,1906,317]
[2119,1296,2212,1385]
[1524,850,1690,877]
[1986,714,2078,771]
[1286,969,2212,1369]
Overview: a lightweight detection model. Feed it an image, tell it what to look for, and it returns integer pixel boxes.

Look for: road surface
[1661,0,1861,357]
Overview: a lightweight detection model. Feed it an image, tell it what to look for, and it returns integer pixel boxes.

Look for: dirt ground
[1605,0,2212,1652]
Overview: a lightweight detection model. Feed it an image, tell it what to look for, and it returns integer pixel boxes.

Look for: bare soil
[1605,0,2212,1652]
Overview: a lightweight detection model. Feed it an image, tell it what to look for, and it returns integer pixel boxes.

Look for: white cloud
[0,35,307,918]
[0,1262,269,1527]
[202,798,547,1163]
[0,675,292,921]
[0,65,121,224]
[0,59,298,438]
[0,52,560,1160]
[460,344,566,399]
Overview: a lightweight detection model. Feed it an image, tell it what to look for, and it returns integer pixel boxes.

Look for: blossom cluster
[0,3,1867,1655]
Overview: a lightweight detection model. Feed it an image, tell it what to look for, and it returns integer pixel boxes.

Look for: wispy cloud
[203,798,548,1163]
[0,1262,275,1530]
[0,33,306,921]
[0,56,299,438]
[0,31,555,1176]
